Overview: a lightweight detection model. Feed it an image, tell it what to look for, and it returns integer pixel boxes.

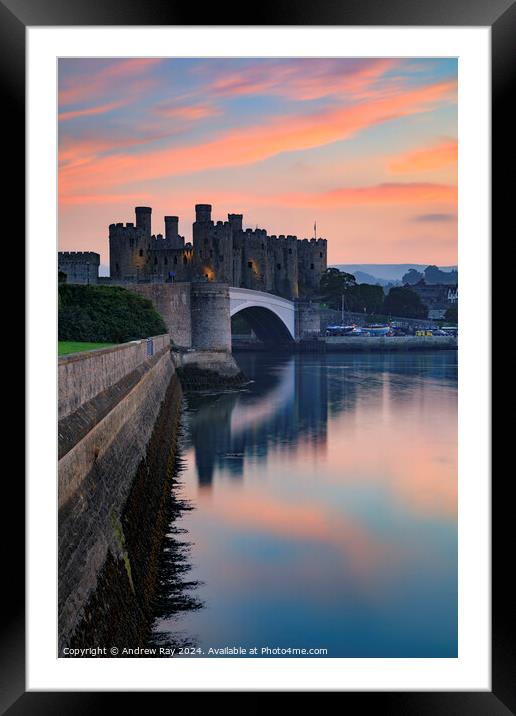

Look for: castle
[59,204,327,299]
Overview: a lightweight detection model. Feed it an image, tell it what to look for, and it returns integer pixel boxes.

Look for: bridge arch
[229,287,296,344]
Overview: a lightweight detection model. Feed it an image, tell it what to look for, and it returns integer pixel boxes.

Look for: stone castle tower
[106,204,327,299]
[58,251,100,284]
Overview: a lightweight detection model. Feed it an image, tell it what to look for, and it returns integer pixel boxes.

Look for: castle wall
[238,228,269,292]
[298,238,327,295]
[109,223,149,280]
[58,252,100,285]
[109,209,189,281]
[271,235,298,298]
[123,282,192,348]
[193,205,234,284]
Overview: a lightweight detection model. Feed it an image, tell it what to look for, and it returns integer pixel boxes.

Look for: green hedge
[58,284,167,343]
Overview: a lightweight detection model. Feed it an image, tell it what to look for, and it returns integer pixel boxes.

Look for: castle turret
[164,215,178,239]
[195,204,212,223]
[228,213,243,232]
[164,215,184,249]
[135,206,152,236]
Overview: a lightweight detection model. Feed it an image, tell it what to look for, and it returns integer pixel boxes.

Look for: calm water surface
[155,351,457,657]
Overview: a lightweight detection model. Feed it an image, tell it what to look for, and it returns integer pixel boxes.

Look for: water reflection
[155,351,457,657]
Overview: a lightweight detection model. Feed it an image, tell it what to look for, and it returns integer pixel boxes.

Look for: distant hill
[334,264,458,283]
[351,270,396,287]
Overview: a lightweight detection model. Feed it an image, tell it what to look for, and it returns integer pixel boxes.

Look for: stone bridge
[113,281,320,353]
[229,287,296,343]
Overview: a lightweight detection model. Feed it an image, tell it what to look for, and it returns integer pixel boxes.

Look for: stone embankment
[232,335,457,352]
[58,336,182,651]
[323,335,457,351]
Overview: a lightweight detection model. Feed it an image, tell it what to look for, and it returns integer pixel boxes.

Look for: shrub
[444,304,458,323]
[58,284,167,343]
[383,286,428,319]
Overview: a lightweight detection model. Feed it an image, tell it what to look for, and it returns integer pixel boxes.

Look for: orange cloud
[120,182,455,212]
[155,104,221,120]
[278,182,457,208]
[58,130,171,170]
[59,79,457,203]
[61,192,154,205]
[388,140,458,174]
[58,100,126,121]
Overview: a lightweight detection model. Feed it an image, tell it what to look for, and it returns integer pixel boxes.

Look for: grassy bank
[58,341,116,356]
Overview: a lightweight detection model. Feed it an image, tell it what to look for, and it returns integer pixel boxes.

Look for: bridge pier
[295,300,321,340]
[190,282,232,351]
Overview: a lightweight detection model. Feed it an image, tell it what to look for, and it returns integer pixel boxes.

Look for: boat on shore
[362,324,390,336]
[325,325,356,336]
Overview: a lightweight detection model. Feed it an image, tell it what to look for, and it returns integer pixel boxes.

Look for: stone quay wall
[323,335,457,351]
[58,335,170,420]
[58,335,181,651]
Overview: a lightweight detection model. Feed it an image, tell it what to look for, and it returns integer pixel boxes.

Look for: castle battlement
[58,251,100,284]
[58,251,100,260]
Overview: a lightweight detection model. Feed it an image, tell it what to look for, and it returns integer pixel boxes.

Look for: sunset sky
[58,57,458,270]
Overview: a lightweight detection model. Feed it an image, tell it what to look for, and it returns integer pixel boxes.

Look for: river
[154,351,458,657]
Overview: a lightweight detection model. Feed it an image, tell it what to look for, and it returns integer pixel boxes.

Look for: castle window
[139,249,143,257]
[319,252,323,258]
[261,244,265,250]
[248,261,253,269]
[174,256,178,265]
[310,263,314,270]
[183,256,188,264]
[288,248,292,254]
[164,257,168,265]
[277,263,281,270]
[115,263,119,271]
[209,250,213,258]
[154,257,158,265]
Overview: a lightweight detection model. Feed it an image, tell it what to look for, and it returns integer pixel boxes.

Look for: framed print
[6,0,511,708]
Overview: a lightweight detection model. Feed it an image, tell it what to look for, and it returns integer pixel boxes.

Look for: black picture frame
[6,0,509,709]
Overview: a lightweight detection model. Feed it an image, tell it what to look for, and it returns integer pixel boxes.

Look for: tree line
[319,268,430,319]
